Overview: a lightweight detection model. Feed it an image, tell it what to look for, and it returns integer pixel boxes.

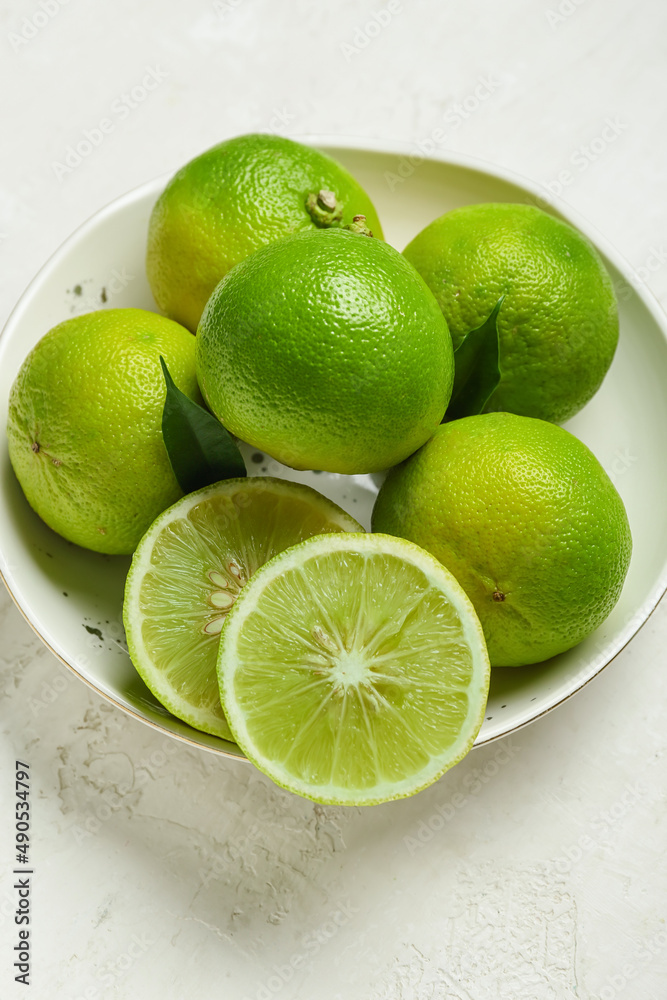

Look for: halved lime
[123,478,363,740]
[218,532,490,803]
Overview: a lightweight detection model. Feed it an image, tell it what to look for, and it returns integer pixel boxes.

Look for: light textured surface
[1,1,667,998]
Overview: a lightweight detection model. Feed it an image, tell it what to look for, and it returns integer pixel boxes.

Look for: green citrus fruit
[123,477,362,740]
[217,531,490,804]
[372,413,632,667]
[7,308,199,555]
[196,228,454,475]
[146,133,384,332]
[403,202,619,423]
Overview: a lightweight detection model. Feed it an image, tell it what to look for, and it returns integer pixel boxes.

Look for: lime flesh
[218,533,490,803]
[123,478,363,740]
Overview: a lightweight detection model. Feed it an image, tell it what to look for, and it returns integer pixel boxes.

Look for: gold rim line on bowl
[0,560,248,761]
[2,553,665,759]
[1,137,666,758]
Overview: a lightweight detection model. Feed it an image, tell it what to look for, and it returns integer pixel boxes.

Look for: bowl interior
[1,142,666,756]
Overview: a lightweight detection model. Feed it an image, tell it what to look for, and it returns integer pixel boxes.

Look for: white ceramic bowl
[1,138,666,760]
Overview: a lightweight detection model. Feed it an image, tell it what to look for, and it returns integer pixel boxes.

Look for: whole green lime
[7,308,200,555]
[147,133,384,332]
[403,203,619,423]
[372,412,632,666]
[196,228,454,475]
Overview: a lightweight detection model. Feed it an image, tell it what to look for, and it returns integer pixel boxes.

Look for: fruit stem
[306,190,343,227]
[346,215,374,238]
[305,191,374,237]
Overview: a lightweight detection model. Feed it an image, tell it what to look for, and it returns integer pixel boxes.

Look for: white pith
[123,477,363,743]
[218,532,491,805]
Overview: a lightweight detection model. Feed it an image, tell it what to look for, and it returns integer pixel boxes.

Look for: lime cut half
[123,478,363,741]
[218,532,490,803]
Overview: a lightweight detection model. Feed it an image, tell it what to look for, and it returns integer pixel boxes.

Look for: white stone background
[1,0,667,998]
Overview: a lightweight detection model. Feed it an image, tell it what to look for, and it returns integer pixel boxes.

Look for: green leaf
[160,357,246,494]
[446,296,504,421]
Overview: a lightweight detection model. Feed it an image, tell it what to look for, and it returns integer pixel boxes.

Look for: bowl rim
[1,134,666,759]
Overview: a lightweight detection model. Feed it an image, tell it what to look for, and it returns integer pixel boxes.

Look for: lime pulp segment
[218,533,490,804]
[123,478,363,741]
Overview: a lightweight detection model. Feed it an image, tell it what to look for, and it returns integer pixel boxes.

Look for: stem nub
[347,215,373,238]
[305,191,374,237]
[306,189,343,227]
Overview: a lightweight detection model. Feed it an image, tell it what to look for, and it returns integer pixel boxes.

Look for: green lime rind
[196,228,454,475]
[218,532,490,805]
[371,413,633,667]
[123,477,363,742]
[403,202,618,424]
[147,133,385,332]
[7,308,200,555]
